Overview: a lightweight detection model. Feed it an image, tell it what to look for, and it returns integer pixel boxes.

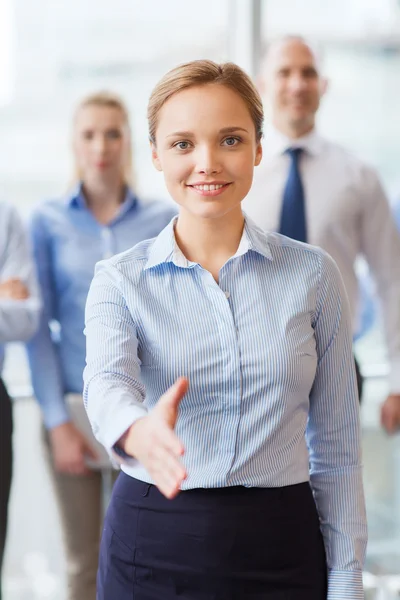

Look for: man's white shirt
[243,126,400,392]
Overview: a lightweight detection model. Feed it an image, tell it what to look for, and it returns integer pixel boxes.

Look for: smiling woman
[151,86,262,265]
[84,59,367,600]
[147,61,263,276]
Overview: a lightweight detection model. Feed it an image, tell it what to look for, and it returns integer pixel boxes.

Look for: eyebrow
[166,126,250,138]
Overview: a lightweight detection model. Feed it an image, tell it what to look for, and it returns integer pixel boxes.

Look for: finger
[156,424,185,457]
[11,291,28,300]
[14,291,29,300]
[387,418,396,435]
[159,377,189,408]
[158,478,181,500]
[150,445,187,483]
[153,467,184,499]
[381,410,395,434]
[157,377,189,426]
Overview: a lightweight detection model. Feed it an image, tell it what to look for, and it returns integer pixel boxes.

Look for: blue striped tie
[279,148,307,243]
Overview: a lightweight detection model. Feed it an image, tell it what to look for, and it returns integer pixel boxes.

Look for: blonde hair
[72,90,135,187]
[147,60,264,144]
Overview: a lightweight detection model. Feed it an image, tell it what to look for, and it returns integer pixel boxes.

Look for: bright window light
[0,0,14,106]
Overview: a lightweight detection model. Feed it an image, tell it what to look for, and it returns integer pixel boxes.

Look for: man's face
[262,39,327,135]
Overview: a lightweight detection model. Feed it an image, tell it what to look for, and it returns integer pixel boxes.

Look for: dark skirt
[97,472,327,599]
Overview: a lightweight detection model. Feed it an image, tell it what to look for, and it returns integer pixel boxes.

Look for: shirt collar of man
[263,124,324,158]
[144,215,273,271]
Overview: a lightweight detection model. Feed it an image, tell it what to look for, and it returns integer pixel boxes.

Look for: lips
[188,182,231,197]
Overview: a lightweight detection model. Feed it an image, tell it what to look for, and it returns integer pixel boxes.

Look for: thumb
[157,377,189,427]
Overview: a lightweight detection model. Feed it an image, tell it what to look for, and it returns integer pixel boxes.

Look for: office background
[1,1,399,597]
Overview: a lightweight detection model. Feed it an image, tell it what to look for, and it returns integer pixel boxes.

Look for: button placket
[101,227,113,259]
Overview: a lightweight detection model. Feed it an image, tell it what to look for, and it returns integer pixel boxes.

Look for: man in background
[244,35,400,432]
[0,201,40,600]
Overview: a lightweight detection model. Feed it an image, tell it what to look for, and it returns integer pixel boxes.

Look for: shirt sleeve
[359,167,400,393]
[0,206,41,343]
[307,251,367,600]
[25,209,69,429]
[83,259,148,461]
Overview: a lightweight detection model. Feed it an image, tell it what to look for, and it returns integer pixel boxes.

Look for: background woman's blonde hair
[72,90,135,187]
[148,60,264,144]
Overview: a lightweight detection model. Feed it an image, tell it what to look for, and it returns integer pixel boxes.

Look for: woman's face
[151,83,262,221]
[73,105,130,185]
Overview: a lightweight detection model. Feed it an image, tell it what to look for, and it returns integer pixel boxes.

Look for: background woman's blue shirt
[26,183,176,429]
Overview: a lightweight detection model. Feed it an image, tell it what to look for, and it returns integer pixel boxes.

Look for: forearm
[26,321,69,428]
[83,372,147,451]
[309,252,367,598]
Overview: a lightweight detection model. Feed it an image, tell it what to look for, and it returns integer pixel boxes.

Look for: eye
[173,141,191,150]
[105,129,122,140]
[277,68,290,79]
[303,67,318,79]
[223,136,240,147]
[82,130,94,140]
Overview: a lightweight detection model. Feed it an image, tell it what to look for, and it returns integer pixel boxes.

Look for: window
[0,0,14,106]
[2,0,233,390]
[0,0,230,214]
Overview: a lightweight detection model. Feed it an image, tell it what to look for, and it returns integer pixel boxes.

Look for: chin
[195,203,240,221]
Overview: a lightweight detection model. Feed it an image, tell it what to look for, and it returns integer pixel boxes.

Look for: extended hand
[122,377,189,499]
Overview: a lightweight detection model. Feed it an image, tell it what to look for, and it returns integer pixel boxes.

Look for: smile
[188,183,231,197]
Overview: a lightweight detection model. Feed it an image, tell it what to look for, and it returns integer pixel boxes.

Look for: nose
[195,145,222,175]
[93,135,107,155]
[289,73,308,93]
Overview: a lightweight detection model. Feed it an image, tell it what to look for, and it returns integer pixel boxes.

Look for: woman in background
[26,91,176,600]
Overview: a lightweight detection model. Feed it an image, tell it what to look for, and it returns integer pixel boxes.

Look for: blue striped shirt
[26,184,176,429]
[84,215,367,599]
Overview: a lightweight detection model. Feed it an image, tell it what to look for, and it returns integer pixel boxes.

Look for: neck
[272,116,315,140]
[82,177,125,207]
[81,177,126,224]
[174,207,245,282]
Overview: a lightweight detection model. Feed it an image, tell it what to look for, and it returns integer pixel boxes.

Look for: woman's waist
[120,452,311,494]
[114,471,314,516]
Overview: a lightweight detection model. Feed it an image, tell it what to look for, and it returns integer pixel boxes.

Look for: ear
[254,141,263,167]
[151,142,162,172]
[320,77,329,97]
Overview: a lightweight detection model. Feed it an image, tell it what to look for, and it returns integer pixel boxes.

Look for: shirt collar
[144,214,272,271]
[66,182,138,216]
[263,124,324,158]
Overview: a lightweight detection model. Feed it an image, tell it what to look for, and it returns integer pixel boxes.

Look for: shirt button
[224,291,230,299]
